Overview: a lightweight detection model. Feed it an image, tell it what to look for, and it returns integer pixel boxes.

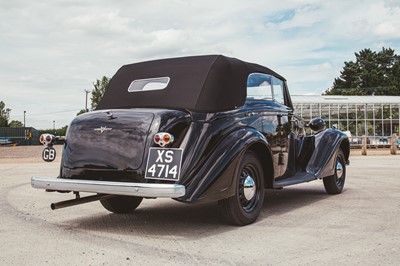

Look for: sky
[1,0,400,129]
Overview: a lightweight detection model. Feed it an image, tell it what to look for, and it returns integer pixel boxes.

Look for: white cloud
[64,10,132,36]
[373,22,400,38]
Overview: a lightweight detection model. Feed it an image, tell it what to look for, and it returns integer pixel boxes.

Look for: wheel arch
[309,129,350,179]
[340,137,350,162]
[182,128,273,202]
[247,142,274,189]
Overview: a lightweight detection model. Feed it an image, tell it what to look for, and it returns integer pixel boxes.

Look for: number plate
[145,148,183,181]
[42,147,56,162]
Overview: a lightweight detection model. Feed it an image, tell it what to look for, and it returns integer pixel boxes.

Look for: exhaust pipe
[51,194,115,210]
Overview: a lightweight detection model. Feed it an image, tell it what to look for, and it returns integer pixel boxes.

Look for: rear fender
[183,128,271,202]
[306,129,350,179]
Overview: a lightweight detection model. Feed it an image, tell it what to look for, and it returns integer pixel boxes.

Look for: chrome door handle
[247,112,259,117]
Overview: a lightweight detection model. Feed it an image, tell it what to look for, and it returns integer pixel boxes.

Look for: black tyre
[323,148,346,194]
[100,196,143,214]
[219,151,265,226]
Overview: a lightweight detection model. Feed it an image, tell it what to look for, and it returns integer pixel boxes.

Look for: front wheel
[100,196,143,214]
[219,151,265,226]
[323,148,346,194]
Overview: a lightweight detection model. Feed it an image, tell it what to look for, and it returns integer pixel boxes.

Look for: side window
[247,73,286,105]
[271,77,285,104]
[246,73,272,100]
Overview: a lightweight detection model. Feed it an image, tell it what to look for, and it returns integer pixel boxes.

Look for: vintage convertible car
[32,55,350,225]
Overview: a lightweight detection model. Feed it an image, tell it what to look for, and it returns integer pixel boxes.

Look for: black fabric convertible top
[97,55,285,112]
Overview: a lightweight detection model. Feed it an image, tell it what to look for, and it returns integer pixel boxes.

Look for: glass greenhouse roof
[291,95,400,104]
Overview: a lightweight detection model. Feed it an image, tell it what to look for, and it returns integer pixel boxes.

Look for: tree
[91,76,110,110]
[76,109,86,116]
[8,120,23,127]
[325,47,400,95]
[38,125,68,137]
[0,101,11,127]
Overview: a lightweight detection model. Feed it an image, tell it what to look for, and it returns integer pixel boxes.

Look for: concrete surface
[0,156,399,265]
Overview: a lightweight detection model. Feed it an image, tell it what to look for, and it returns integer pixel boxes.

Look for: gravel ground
[0,156,399,265]
[0,145,63,163]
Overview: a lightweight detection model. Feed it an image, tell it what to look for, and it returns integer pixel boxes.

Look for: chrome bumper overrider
[31,177,185,198]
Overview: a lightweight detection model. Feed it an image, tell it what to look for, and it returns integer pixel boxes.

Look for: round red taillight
[154,134,161,143]
[40,135,44,142]
[163,134,171,143]
[46,135,52,142]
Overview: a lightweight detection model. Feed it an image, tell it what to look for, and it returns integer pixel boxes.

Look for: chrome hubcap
[336,161,343,178]
[243,175,256,201]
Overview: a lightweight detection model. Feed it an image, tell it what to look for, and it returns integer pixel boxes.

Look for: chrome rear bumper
[31,177,185,198]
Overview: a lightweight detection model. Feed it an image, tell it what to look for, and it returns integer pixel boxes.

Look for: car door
[270,76,292,178]
[246,73,289,178]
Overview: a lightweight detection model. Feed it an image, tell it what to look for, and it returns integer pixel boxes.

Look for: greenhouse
[291,95,400,145]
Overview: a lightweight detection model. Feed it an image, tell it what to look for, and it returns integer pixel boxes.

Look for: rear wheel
[100,196,143,214]
[219,151,265,226]
[323,148,346,194]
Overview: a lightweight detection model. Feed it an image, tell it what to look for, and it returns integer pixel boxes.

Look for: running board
[274,172,316,188]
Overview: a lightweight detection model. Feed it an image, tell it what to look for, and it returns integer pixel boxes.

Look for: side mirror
[306,118,326,133]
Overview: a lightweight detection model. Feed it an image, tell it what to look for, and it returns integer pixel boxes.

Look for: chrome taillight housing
[154,132,174,147]
[39,134,55,145]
